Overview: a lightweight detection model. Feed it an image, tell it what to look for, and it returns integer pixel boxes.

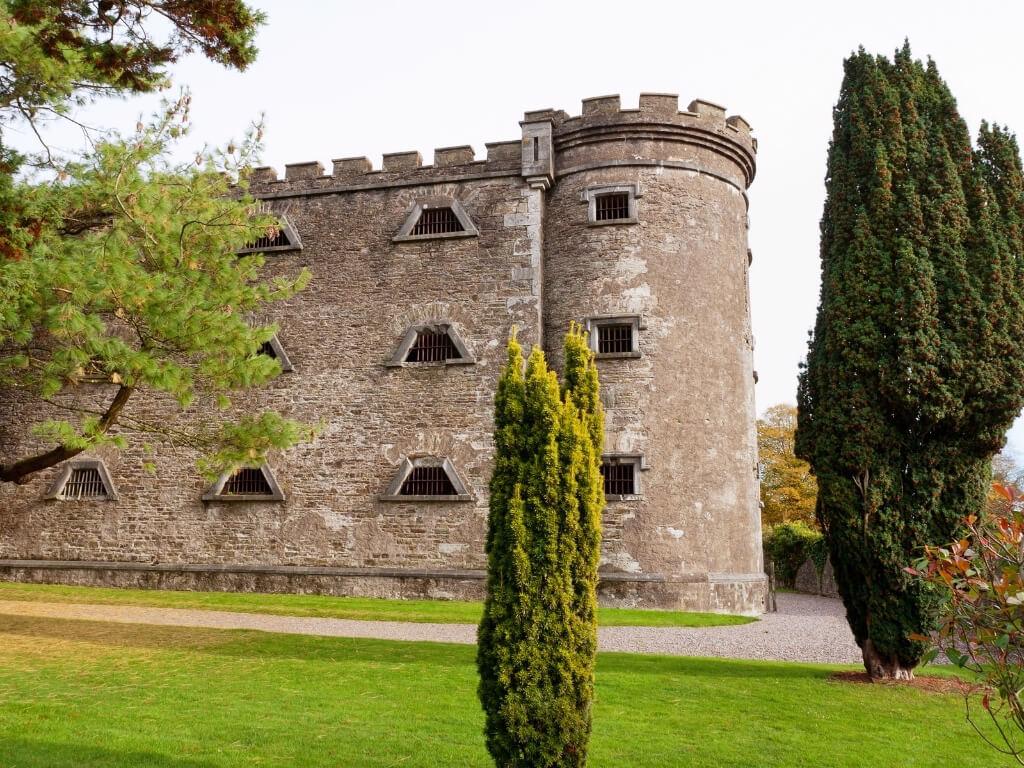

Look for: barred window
[238,214,301,254]
[598,324,634,355]
[412,207,464,236]
[62,467,107,500]
[203,464,284,502]
[583,185,640,225]
[47,460,118,501]
[245,227,291,251]
[400,466,457,496]
[407,330,459,363]
[595,192,631,221]
[589,316,640,358]
[600,460,636,496]
[252,334,293,372]
[389,323,473,367]
[381,457,471,502]
[222,468,273,496]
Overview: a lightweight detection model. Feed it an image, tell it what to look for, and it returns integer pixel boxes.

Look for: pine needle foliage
[0,1,313,484]
[796,43,1024,679]
[477,324,604,768]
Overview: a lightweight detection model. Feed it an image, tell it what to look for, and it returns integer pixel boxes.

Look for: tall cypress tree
[555,324,604,759]
[477,327,604,767]
[797,44,1024,679]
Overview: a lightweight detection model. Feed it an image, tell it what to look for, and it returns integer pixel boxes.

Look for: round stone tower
[522,93,763,614]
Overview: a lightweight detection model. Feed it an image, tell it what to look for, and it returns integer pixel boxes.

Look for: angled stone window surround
[202,464,285,502]
[258,334,295,372]
[601,453,647,501]
[393,197,479,242]
[237,213,303,255]
[46,458,118,501]
[380,456,474,502]
[386,322,475,367]
[581,184,642,226]
[586,314,643,359]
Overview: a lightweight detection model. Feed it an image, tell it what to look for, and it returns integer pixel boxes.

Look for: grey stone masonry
[0,93,765,615]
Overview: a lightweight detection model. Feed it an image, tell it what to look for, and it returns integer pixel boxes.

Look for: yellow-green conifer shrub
[477,325,604,768]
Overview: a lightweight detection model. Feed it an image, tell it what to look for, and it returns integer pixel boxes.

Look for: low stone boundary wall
[792,556,839,597]
[0,559,767,614]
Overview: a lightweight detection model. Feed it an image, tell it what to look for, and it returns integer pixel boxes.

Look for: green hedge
[763,521,826,588]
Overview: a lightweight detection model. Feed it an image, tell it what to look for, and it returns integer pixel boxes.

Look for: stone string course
[0,94,766,614]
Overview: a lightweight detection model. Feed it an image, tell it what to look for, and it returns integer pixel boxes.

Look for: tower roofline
[247,91,757,196]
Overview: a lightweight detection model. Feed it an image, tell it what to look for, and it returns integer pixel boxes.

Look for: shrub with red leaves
[910,483,1024,764]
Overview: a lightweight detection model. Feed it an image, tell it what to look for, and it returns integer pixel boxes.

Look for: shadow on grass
[596,650,841,681]
[0,614,476,666]
[0,613,849,684]
[0,739,219,768]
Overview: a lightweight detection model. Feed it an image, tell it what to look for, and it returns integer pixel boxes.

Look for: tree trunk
[0,385,133,484]
[862,639,915,681]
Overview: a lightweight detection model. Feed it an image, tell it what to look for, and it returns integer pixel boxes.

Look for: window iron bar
[400,466,457,496]
[600,461,635,495]
[411,207,464,236]
[598,324,634,354]
[63,467,106,500]
[407,330,459,362]
[595,192,631,221]
[223,468,273,495]
[244,227,290,251]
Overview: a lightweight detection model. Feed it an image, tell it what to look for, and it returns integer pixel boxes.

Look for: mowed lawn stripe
[0,613,999,768]
[0,581,754,627]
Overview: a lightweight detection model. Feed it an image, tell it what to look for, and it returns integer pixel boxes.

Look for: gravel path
[0,592,861,664]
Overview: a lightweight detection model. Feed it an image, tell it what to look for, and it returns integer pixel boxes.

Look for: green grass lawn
[0,612,1003,767]
[0,581,753,627]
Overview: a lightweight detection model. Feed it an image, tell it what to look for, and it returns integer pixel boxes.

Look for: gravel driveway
[0,592,861,664]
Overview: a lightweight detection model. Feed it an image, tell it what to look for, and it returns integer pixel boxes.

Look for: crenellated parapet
[247,93,756,199]
[522,93,756,189]
[247,141,523,198]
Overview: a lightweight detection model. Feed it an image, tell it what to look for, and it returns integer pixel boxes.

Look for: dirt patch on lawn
[830,670,973,695]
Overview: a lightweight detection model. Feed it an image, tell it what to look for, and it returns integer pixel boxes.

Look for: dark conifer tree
[797,44,1024,679]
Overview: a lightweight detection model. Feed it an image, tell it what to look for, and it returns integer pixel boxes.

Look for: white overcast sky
[18,0,1024,455]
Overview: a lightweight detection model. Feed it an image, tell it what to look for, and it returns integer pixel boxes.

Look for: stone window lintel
[202,464,286,502]
[236,213,303,255]
[580,184,642,226]
[393,197,479,242]
[379,456,474,502]
[45,458,119,501]
[386,322,475,367]
[585,314,643,358]
[602,452,647,501]
[262,334,295,372]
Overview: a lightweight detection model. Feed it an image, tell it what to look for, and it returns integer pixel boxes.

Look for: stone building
[0,93,765,615]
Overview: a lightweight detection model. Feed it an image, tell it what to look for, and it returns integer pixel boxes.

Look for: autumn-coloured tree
[911,483,1024,764]
[990,451,1024,516]
[0,2,313,484]
[757,403,817,527]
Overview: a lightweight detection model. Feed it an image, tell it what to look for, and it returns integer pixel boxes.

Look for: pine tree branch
[0,384,133,484]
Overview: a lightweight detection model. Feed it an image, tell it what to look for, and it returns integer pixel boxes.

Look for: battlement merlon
[246,141,525,197]
[522,94,755,144]
[523,93,757,187]
[245,91,756,195]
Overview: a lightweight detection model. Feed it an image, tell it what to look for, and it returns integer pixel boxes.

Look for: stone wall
[538,96,763,610]
[793,557,840,597]
[0,94,766,614]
